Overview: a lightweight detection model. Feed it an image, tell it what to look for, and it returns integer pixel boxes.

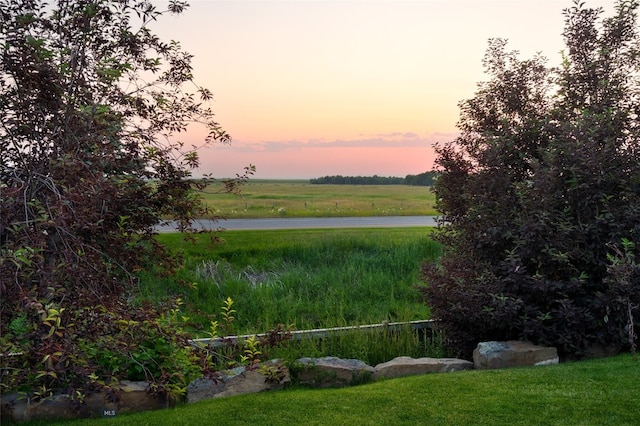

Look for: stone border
[1,341,559,423]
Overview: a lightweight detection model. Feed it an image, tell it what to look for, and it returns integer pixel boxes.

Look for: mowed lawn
[200,180,437,218]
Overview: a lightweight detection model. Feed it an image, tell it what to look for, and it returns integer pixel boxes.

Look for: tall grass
[266,325,447,367]
[137,228,439,336]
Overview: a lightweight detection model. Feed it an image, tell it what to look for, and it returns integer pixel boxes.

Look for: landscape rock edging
[1,341,559,423]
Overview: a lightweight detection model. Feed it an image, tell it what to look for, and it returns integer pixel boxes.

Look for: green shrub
[0,298,213,401]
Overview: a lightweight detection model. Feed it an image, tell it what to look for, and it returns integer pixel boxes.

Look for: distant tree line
[404,171,437,186]
[310,171,437,186]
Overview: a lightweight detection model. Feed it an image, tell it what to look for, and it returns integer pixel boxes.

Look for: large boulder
[473,341,559,370]
[114,380,174,412]
[186,360,290,404]
[373,356,473,379]
[294,356,375,387]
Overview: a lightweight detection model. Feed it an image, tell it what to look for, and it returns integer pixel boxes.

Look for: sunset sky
[150,0,616,179]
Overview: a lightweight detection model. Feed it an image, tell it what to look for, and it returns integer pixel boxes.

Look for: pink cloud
[196,138,444,179]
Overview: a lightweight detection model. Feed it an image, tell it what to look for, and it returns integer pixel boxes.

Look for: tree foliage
[0,0,255,299]
[422,0,640,359]
[0,0,252,396]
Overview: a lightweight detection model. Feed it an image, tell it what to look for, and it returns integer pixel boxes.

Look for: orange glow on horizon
[150,0,617,179]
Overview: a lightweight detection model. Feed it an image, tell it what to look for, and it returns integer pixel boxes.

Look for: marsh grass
[137,228,439,335]
[266,325,447,367]
[200,180,437,218]
[203,323,446,372]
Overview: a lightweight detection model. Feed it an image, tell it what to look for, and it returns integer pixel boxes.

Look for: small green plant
[240,335,262,367]
[8,313,30,339]
[206,320,220,339]
[220,297,236,335]
[257,363,288,384]
[197,298,289,371]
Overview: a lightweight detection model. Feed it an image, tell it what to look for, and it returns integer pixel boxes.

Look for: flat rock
[115,380,171,413]
[473,341,559,370]
[295,356,375,387]
[186,360,289,404]
[373,356,473,379]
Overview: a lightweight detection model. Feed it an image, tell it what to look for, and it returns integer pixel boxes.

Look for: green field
[140,228,439,337]
[201,180,437,218]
